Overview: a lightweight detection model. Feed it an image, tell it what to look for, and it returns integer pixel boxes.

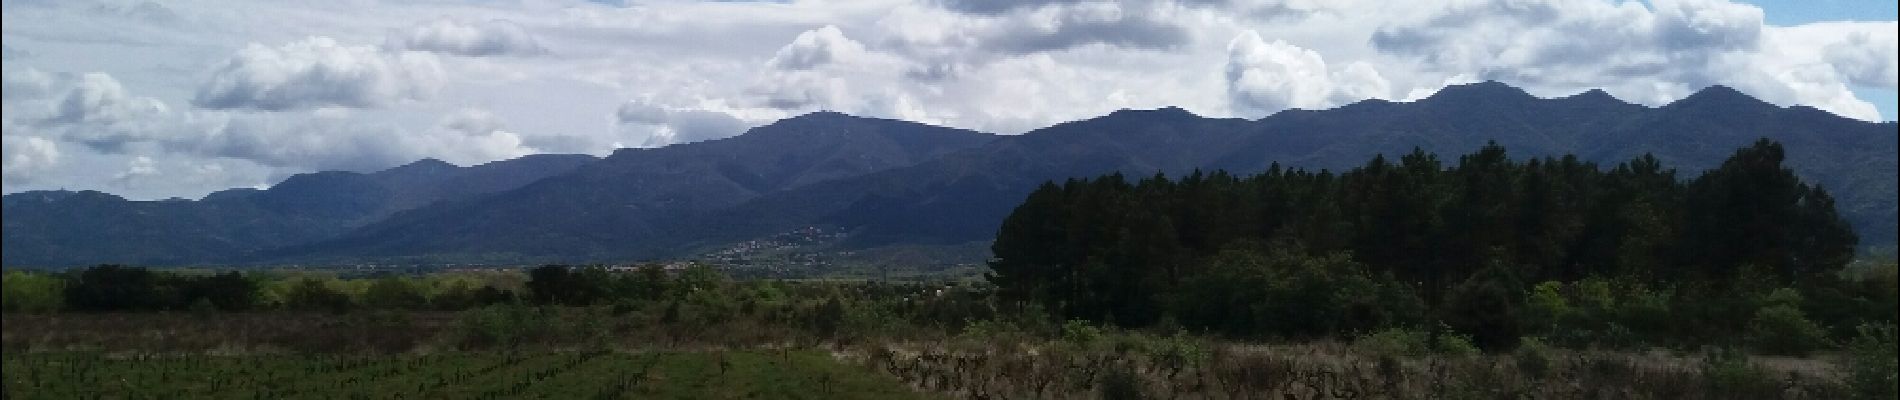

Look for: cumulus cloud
[193,37,444,111]
[1,134,61,187]
[4,0,1897,198]
[413,109,535,165]
[2,67,55,101]
[192,110,544,172]
[386,18,548,57]
[1226,31,1390,116]
[45,73,170,126]
[768,25,868,70]
[1821,24,1899,89]
[614,100,750,147]
[28,73,174,152]
[111,155,159,187]
[1367,0,1887,120]
[883,1,1189,67]
[934,0,1082,16]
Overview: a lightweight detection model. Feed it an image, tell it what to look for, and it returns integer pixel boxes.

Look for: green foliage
[1061,319,1105,347]
[1514,337,1554,379]
[1099,365,1147,400]
[283,277,354,313]
[988,140,1861,348]
[525,265,606,306]
[1745,301,1831,356]
[2,271,64,312]
[1442,263,1524,350]
[1699,347,1779,398]
[1172,246,1418,339]
[1839,323,1899,400]
[454,304,546,349]
[1433,331,1482,356]
[1523,281,1570,335]
[808,296,847,339]
[63,265,172,311]
[1353,328,1431,358]
[361,277,428,310]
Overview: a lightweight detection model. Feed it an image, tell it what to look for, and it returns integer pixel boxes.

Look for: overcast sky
[3,0,1895,200]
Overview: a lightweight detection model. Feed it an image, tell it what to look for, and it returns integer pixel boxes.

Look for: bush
[1433,331,1481,356]
[1062,319,1106,347]
[454,304,546,349]
[1099,365,1146,400]
[1745,303,1830,356]
[1700,347,1778,397]
[1514,337,1553,379]
[1,271,64,312]
[1353,328,1430,358]
[362,277,428,310]
[283,278,354,313]
[1523,281,1570,335]
[1839,323,1898,400]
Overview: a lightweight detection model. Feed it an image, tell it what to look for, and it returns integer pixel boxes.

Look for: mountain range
[4,81,1894,267]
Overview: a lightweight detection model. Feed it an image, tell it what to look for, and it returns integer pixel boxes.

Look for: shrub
[1433,331,1481,356]
[1699,347,1778,398]
[1839,323,1898,400]
[1514,337,1553,379]
[1745,303,1830,356]
[1062,319,1105,347]
[1523,281,1570,335]
[455,304,545,349]
[1353,328,1430,358]
[1,271,64,312]
[362,277,428,310]
[1099,365,1146,400]
[283,278,354,313]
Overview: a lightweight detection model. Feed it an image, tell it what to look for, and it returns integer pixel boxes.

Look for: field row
[3,350,930,400]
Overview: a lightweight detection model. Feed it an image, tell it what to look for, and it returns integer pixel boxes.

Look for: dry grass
[845,339,1850,399]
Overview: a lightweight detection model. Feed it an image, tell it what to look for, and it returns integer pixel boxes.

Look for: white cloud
[769,25,868,70]
[614,99,752,147]
[28,73,174,152]
[1,134,61,187]
[111,155,159,187]
[1365,0,1888,120]
[1,0,1895,199]
[1226,31,1389,116]
[1819,23,1899,89]
[387,18,548,57]
[413,109,535,165]
[193,36,444,111]
[2,67,56,101]
[46,73,170,126]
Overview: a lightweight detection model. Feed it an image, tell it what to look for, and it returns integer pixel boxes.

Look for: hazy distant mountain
[692,82,1895,255]
[266,112,997,263]
[1,154,595,266]
[4,82,1892,267]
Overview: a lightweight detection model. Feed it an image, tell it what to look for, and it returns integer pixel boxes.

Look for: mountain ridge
[4,82,1893,267]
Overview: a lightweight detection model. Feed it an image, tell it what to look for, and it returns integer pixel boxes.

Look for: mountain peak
[1666,84,1776,111]
[787,110,856,122]
[1565,88,1615,101]
[1107,106,1198,119]
[1425,80,1534,102]
[1555,88,1636,108]
[389,158,457,172]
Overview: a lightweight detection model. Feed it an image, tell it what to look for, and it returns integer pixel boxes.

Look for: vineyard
[2,350,932,399]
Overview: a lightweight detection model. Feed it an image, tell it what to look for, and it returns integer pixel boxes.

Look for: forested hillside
[990,140,1889,352]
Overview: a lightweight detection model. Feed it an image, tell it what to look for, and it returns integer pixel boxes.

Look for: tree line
[2,264,1000,341]
[988,139,1893,353]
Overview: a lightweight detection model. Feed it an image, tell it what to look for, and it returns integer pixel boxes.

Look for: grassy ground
[3,350,934,399]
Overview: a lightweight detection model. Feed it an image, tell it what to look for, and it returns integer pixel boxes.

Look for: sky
[2,0,1895,200]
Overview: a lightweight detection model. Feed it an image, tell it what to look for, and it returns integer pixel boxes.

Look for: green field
[3,350,932,399]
